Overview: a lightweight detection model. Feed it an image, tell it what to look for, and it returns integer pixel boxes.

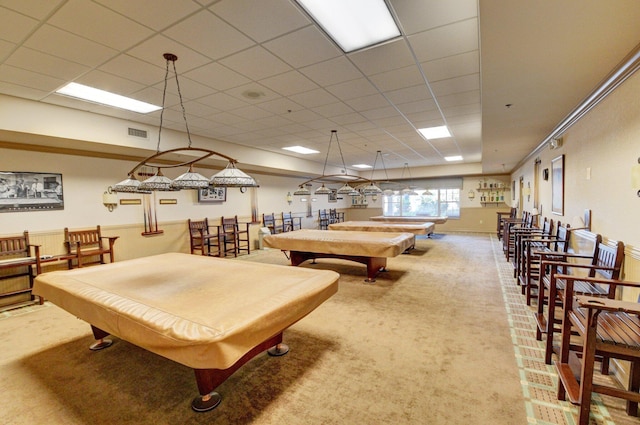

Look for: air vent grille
[128,127,148,139]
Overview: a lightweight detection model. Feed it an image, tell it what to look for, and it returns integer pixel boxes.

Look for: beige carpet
[0,233,527,424]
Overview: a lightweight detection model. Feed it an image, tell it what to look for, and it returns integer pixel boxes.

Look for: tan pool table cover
[33,253,339,370]
[263,229,415,257]
[328,221,434,235]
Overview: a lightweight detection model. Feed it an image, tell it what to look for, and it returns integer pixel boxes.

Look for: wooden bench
[64,225,119,268]
[0,230,43,306]
[556,279,640,425]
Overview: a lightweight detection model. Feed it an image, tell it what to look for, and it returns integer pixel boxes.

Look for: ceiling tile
[49,0,154,51]
[390,0,477,34]
[184,62,250,91]
[260,70,318,96]
[430,74,479,97]
[163,10,254,60]
[289,88,337,108]
[325,78,378,101]
[24,24,117,68]
[421,51,479,82]
[210,0,310,43]
[349,39,414,75]
[369,65,425,92]
[264,26,341,68]
[6,47,90,81]
[408,18,478,62]
[94,0,202,31]
[220,46,291,80]
[0,7,40,43]
[126,34,212,72]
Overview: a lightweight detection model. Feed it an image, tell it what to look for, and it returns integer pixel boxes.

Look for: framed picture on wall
[198,186,226,203]
[0,171,64,212]
[328,188,337,203]
[551,154,564,215]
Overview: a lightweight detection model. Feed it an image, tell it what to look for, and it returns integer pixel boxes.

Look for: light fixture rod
[125,146,238,177]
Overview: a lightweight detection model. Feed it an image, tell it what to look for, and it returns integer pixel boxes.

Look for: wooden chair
[556,278,640,425]
[187,218,220,256]
[0,231,43,305]
[512,216,551,279]
[282,212,301,232]
[263,213,284,234]
[220,216,250,256]
[535,236,624,368]
[64,225,118,268]
[497,207,517,239]
[318,209,329,230]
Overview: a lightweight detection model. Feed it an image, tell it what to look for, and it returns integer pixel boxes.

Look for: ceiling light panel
[55,82,161,113]
[295,0,401,53]
[283,146,320,154]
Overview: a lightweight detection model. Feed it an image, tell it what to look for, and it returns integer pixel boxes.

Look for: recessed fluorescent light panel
[282,146,320,154]
[418,125,451,140]
[295,0,401,53]
[56,82,161,114]
[445,156,463,161]
[352,164,372,169]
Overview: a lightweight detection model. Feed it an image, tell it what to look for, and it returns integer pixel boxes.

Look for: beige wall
[511,69,640,300]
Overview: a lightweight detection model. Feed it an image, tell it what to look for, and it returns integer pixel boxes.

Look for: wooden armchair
[318,209,329,230]
[535,236,624,368]
[220,216,250,256]
[0,231,43,305]
[282,212,301,232]
[517,221,573,305]
[556,278,640,425]
[512,216,551,279]
[188,218,220,257]
[64,225,118,268]
[263,213,285,234]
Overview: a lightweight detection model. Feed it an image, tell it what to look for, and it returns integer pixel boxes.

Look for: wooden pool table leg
[192,333,285,412]
[89,325,113,351]
[365,257,387,283]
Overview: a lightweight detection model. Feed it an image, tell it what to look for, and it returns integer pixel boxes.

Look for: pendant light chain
[171,57,193,149]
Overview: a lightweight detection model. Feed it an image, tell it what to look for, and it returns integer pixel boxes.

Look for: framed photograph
[0,171,63,212]
[328,188,337,203]
[551,154,564,215]
[198,187,226,203]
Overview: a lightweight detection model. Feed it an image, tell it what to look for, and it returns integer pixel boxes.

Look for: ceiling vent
[128,127,148,139]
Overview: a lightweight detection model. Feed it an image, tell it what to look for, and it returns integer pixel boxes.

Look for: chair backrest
[554,223,570,253]
[509,207,517,219]
[0,231,30,259]
[319,209,328,219]
[221,216,237,233]
[591,240,625,280]
[263,213,275,226]
[541,218,553,237]
[65,226,103,253]
[188,218,209,236]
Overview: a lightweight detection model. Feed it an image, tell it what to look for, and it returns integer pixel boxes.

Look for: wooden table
[33,253,339,412]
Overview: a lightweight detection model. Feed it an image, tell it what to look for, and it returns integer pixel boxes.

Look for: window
[382,188,460,218]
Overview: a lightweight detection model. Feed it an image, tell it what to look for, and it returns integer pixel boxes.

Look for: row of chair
[262,212,301,234]
[188,216,250,257]
[1,226,118,306]
[502,212,637,424]
[318,208,344,230]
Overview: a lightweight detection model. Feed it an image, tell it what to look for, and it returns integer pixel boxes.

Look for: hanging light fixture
[113,53,257,193]
[292,130,381,197]
[400,163,418,196]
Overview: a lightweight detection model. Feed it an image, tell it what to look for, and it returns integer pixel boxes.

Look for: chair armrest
[540,261,617,273]
[555,275,640,290]
[575,295,640,315]
[538,252,592,260]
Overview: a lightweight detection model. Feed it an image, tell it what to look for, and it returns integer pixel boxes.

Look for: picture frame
[198,187,226,203]
[551,154,564,215]
[328,188,338,203]
[0,171,64,212]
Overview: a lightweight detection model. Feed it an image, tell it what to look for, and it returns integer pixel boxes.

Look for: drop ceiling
[0,0,639,176]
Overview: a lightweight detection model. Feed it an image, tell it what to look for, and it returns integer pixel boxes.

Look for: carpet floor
[0,233,636,424]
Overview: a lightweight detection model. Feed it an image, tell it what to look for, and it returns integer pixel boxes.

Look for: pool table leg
[365,257,387,283]
[192,332,285,412]
[89,325,113,351]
